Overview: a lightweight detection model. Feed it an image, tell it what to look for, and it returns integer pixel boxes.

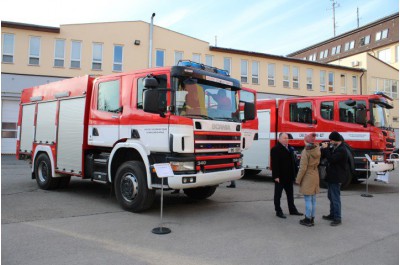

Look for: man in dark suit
[271,133,303,218]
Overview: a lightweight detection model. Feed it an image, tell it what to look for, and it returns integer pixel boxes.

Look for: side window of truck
[137,75,168,109]
[339,100,366,123]
[97,80,120,112]
[321,101,334,120]
[289,102,312,124]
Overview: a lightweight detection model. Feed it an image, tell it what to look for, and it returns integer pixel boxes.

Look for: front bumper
[167,168,244,189]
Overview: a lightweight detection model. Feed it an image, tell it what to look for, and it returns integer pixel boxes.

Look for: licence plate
[228,147,241,153]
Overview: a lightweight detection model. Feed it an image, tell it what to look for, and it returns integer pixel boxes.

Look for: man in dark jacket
[321,131,348,226]
[271,133,302,218]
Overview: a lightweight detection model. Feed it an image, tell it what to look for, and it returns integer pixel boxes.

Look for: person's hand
[274,178,280,183]
[295,180,300,185]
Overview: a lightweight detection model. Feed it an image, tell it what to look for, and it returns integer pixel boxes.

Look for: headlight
[170,161,195,171]
[371,155,384,162]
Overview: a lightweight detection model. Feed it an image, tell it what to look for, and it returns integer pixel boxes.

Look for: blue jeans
[327,183,341,220]
[304,195,316,218]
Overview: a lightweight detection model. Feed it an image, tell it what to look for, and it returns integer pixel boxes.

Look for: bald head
[278,133,289,146]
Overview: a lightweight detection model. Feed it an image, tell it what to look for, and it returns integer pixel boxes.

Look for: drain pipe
[149,13,156,68]
[359,70,365,95]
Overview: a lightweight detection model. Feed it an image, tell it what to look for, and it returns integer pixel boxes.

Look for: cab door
[88,78,121,147]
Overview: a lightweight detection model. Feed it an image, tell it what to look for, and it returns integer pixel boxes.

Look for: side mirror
[244,102,255,121]
[143,89,167,115]
[356,109,367,125]
[143,76,159,89]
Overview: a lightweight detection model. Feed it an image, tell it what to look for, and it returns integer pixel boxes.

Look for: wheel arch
[32,145,56,178]
[108,142,152,188]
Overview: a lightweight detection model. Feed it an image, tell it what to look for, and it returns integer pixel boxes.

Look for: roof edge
[1,21,60,33]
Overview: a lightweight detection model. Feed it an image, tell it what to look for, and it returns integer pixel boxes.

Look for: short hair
[278,132,288,138]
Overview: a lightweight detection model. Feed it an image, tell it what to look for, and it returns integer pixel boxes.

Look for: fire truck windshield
[173,77,239,122]
[371,103,390,128]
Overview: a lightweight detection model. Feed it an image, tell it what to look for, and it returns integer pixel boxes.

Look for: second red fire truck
[17,61,256,212]
[243,93,396,188]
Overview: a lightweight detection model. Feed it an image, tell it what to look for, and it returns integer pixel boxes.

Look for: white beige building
[1,18,398,153]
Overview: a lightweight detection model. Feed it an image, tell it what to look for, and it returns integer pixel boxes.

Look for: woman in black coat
[271,133,302,218]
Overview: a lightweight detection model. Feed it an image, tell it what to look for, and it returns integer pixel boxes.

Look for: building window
[97,80,120,112]
[71,41,82,68]
[2,33,14,63]
[205,55,213,66]
[378,48,391,64]
[331,45,341,55]
[308,53,316,61]
[321,101,334,121]
[352,76,358,94]
[376,29,389,41]
[306,69,313,90]
[320,49,329,59]
[328,72,334,92]
[292,66,299,89]
[29,36,40,65]
[252,61,259,84]
[113,45,123,72]
[156,49,165,67]
[268,63,275,86]
[223,57,231,74]
[392,80,398,99]
[370,78,398,99]
[340,74,346,94]
[1,122,17,138]
[344,41,355,51]
[339,100,366,123]
[320,71,326,92]
[241,60,248,83]
[289,102,313,124]
[54,39,65,67]
[360,35,370,46]
[174,51,183,65]
[283,65,290,88]
[92,43,103,70]
[192,53,201,63]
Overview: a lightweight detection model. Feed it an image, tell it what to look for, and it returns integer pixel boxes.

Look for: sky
[1,0,399,55]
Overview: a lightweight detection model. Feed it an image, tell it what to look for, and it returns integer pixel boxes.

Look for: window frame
[192,53,201,63]
[320,101,334,121]
[268,63,275,86]
[340,74,346,94]
[283,65,290,88]
[306,68,313,91]
[113,45,123,72]
[289,101,313,124]
[174,51,183,65]
[97,79,121,112]
[156,49,165,67]
[70,40,82,69]
[352,75,358,94]
[292,66,299,89]
[205,54,213,66]
[241,59,248,83]
[54,39,65,68]
[320,70,326,92]
[28,36,41,66]
[328,72,334,93]
[251,61,259,84]
[92,43,103,70]
[2,33,15,63]
[223,57,231,74]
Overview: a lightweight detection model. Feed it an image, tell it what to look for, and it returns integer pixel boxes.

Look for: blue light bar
[177,60,229,76]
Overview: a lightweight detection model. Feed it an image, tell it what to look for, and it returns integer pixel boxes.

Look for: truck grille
[194,131,242,172]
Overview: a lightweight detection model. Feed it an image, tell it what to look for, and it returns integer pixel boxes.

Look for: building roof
[210,46,364,72]
[287,12,399,57]
[1,21,60,33]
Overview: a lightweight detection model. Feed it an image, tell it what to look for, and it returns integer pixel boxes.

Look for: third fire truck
[243,93,396,188]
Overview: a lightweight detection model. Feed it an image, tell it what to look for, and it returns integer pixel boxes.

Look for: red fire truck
[16,61,256,212]
[243,93,396,188]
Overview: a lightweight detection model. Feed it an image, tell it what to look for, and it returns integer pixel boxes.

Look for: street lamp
[149,13,156,68]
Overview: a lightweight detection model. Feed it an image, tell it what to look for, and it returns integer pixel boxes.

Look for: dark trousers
[327,183,341,220]
[274,181,297,214]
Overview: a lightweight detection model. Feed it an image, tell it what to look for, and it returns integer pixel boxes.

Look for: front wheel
[34,153,59,190]
[183,186,217,200]
[114,161,155,212]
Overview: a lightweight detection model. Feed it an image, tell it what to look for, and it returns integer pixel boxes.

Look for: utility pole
[215,36,217,47]
[329,0,340,37]
[357,7,360,28]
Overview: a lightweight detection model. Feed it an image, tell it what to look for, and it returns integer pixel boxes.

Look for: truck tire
[34,153,60,190]
[183,185,217,200]
[244,169,262,176]
[114,161,155,212]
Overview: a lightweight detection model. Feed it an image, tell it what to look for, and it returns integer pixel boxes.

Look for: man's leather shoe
[276,212,287,219]
[330,220,342,226]
[226,185,236,188]
[322,214,334,221]
[290,211,303,216]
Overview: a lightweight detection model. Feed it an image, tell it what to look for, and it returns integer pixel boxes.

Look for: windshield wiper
[214,117,239,122]
[183,114,214,120]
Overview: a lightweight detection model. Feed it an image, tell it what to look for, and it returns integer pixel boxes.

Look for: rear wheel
[114,161,155,212]
[34,153,59,190]
[183,186,217,200]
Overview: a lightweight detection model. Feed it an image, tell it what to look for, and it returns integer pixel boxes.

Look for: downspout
[149,13,156,68]
[359,70,365,95]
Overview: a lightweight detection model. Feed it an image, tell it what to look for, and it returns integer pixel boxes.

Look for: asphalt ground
[2,155,399,265]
